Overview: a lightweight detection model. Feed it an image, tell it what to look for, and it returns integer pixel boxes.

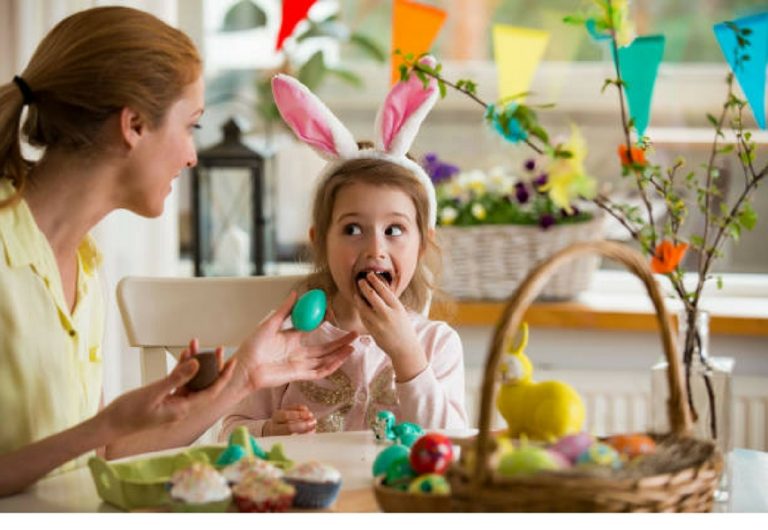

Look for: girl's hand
[263,405,316,436]
[234,292,357,392]
[102,346,236,437]
[355,272,428,382]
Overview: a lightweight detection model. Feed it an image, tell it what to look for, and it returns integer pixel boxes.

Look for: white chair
[117,275,306,385]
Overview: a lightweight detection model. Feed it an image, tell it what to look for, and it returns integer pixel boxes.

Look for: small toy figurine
[372,410,425,447]
[496,323,586,441]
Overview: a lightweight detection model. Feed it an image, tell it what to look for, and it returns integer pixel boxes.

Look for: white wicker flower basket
[437,214,605,300]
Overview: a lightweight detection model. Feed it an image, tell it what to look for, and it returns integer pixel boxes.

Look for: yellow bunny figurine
[496,323,585,441]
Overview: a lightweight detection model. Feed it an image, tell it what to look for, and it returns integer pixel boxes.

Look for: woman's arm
[0,356,209,497]
[106,292,356,458]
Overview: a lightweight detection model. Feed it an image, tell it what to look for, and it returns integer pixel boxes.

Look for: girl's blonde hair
[306,153,442,314]
[0,6,201,208]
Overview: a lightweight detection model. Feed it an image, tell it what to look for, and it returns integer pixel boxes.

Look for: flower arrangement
[401,0,768,443]
[425,154,593,229]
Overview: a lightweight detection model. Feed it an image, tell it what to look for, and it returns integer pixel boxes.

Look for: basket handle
[471,240,693,488]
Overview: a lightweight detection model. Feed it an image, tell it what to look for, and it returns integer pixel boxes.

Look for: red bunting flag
[275,0,317,51]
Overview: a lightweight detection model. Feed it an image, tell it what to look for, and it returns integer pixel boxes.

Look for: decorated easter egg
[605,434,657,460]
[407,474,451,495]
[410,433,454,475]
[385,457,417,491]
[215,443,247,467]
[497,446,561,477]
[372,444,410,477]
[291,289,327,331]
[551,432,594,464]
[575,442,622,469]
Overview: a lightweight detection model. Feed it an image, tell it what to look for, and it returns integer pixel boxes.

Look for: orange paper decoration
[651,240,688,274]
[617,144,647,167]
[275,0,317,51]
[391,0,447,84]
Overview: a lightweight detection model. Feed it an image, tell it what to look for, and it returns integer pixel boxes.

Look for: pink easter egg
[551,433,594,463]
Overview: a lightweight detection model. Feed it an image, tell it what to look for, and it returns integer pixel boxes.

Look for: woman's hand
[355,272,428,382]
[263,405,316,436]
[101,345,236,437]
[234,292,357,392]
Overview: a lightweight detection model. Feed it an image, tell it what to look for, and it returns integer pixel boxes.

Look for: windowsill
[430,270,768,337]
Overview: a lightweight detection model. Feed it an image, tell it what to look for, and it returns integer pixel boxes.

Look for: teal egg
[291,289,327,331]
[384,457,417,491]
[249,435,267,459]
[215,444,246,467]
[372,444,410,477]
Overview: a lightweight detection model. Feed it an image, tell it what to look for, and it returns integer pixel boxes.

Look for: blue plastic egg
[291,289,327,331]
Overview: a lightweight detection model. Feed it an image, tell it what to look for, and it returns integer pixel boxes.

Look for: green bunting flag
[616,35,665,139]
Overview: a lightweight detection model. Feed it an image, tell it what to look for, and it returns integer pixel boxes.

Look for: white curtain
[1,0,182,401]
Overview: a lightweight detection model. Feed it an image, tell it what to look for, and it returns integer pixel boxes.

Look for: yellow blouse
[0,180,104,474]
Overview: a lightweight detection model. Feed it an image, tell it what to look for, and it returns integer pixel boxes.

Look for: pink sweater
[221,312,467,438]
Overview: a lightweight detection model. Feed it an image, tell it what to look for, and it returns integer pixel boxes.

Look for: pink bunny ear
[272,74,358,160]
[374,56,439,157]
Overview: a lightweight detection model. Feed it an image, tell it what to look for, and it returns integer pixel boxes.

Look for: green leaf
[297,51,327,90]
[716,276,724,290]
[727,221,741,241]
[706,113,719,127]
[325,67,362,87]
[738,203,758,230]
[399,64,408,82]
[689,235,705,249]
[438,80,447,99]
[221,0,267,31]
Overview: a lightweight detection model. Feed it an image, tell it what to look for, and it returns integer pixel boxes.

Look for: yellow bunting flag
[492,25,550,102]
[391,0,447,84]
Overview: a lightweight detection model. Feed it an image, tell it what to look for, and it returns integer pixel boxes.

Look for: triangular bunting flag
[616,35,665,139]
[714,12,768,129]
[391,0,446,84]
[275,0,317,51]
[492,25,550,102]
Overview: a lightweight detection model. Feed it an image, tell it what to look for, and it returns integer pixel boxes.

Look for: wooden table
[1,431,766,512]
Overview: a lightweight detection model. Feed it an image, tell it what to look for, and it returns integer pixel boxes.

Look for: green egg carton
[88,429,293,511]
[88,445,224,511]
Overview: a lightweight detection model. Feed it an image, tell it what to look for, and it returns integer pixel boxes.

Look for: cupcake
[284,461,342,509]
[231,476,296,512]
[221,456,284,485]
[169,462,231,512]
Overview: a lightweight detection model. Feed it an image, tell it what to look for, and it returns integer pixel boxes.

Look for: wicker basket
[376,240,723,512]
[437,214,604,300]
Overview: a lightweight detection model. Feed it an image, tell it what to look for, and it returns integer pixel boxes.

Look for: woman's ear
[119,107,146,149]
[308,226,316,243]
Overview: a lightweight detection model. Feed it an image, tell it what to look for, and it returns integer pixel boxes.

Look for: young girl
[222,60,468,437]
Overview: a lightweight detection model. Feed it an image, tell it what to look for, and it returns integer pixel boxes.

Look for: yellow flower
[471,203,487,221]
[541,125,596,212]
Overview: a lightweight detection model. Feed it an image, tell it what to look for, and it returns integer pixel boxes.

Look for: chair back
[117,275,305,384]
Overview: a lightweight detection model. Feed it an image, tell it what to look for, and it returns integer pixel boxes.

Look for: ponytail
[0,82,29,208]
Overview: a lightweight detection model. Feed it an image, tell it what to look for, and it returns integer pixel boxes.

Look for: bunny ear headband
[271,56,439,227]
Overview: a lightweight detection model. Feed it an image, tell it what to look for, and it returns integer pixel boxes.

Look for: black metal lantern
[191,118,271,276]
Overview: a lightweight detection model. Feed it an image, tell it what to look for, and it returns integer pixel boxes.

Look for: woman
[0,6,356,497]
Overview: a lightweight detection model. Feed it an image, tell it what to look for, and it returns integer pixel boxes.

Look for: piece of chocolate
[185,350,219,391]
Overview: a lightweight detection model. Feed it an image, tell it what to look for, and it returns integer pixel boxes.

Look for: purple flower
[524,159,537,172]
[538,213,556,230]
[514,182,530,204]
[422,153,460,185]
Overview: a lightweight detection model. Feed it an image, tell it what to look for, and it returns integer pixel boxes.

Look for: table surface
[1,431,766,513]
